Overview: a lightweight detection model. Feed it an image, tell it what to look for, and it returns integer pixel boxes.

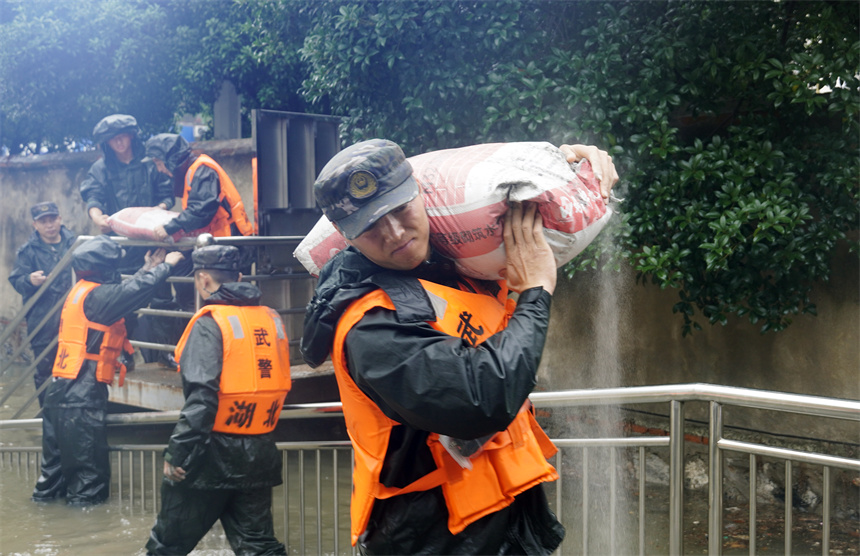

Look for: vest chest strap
[374,467,448,500]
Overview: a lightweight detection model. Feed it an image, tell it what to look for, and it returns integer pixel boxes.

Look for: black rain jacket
[301,246,565,555]
[43,261,175,410]
[143,133,224,235]
[79,134,174,217]
[164,282,283,490]
[8,227,77,348]
[39,260,176,505]
[163,158,225,235]
[144,133,236,236]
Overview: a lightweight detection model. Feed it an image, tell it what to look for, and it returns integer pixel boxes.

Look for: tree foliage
[0,0,310,152]
[300,1,858,334]
[0,0,177,152]
[1,0,857,334]
[300,0,543,154]
[537,1,859,336]
[163,0,311,132]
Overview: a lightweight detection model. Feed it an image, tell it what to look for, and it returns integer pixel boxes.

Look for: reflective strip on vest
[175,304,291,435]
[273,315,286,339]
[332,279,558,544]
[227,315,244,339]
[73,285,87,304]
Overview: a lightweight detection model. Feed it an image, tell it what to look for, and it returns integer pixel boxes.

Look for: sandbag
[107,207,191,242]
[294,142,612,280]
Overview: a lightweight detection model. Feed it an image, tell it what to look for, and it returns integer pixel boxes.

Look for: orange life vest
[333,279,559,544]
[184,154,254,237]
[52,280,132,386]
[175,304,292,435]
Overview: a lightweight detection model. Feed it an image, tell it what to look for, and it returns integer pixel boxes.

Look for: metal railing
[0,235,195,413]
[1,384,858,555]
[0,234,312,417]
[533,384,860,555]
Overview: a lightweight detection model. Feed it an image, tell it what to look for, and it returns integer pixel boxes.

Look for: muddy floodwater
[0,366,353,555]
[1,462,232,555]
[2,365,858,555]
[0,368,245,555]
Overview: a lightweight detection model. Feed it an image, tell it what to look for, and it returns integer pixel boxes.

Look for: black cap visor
[334,176,419,240]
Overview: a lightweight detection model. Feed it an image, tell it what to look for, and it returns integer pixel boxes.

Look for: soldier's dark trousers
[33,403,109,506]
[146,482,286,555]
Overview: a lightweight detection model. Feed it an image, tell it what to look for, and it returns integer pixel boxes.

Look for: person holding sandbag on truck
[141,133,257,361]
[80,114,178,366]
[144,133,253,243]
[80,114,175,274]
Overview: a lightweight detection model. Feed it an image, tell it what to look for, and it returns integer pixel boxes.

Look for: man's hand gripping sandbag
[107,207,193,242]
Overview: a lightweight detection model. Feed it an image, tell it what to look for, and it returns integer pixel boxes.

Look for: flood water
[0,365,354,556]
[0,368,175,555]
[3,363,857,556]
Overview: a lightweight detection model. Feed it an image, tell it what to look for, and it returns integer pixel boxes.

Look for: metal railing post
[582,446,589,555]
[638,445,646,556]
[299,449,306,556]
[709,401,723,555]
[785,460,792,556]
[668,400,685,556]
[0,341,54,406]
[333,449,339,554]
[750,454,757,555]
[151,451,158,515]
[555,449,564,556]
[316,449,322,555]
[822,466,830,556]
[283,451,290,552]
[610,448,617,555]
[0,238,81,372]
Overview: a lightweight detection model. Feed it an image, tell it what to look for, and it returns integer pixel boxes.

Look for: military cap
[92,114,139,145]
[72,235,124,274]
[145,133,191,174]
[192,245,240,271]
[30,201,59,220]
[313,139,419,240]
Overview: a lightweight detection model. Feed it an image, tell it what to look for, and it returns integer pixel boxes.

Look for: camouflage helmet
[72,235,124,275]
[313,139,418,240]
[192,245,240,272]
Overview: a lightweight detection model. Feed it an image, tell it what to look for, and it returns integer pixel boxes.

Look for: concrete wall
[2,144,858,439]
[539,238,860,441]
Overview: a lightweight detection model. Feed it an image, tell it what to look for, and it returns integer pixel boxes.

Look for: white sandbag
[294,142,611,279]
[295,216,349,276]
[107,206,191,242]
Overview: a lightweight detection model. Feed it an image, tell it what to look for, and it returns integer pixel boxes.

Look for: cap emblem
[348,170,378,199]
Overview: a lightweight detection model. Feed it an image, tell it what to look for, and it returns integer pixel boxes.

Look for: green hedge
[303,1,859,334]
